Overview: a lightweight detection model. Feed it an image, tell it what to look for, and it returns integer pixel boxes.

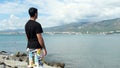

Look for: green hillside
[80,18,120,32]
[44,18,120,34]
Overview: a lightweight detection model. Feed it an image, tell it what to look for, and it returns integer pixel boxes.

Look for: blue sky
[0,0,120,30]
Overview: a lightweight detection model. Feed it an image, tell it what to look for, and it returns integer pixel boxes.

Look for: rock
[6,56,10,60]
[56,63,65,68]
[2,56,6,59]
[0,51,65,68]
[21,53,27,56]
[0,61,17,68]
[0,51,7,54]
[14,66,18,68]
[2,55,10,60]
[15,52,27,57]
[12,52,28,62]
[7,65,12,67]
[15,52,20,57]
[45,62,65,68]
[0,62,5,65]
[19,58,23,62]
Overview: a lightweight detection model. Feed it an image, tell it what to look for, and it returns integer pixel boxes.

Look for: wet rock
[14,66,18,68]
[52,63,65,68]
[45,62,65,68]
[7,65,12,67]
[2,55,10,60]
[6,56,10,60]
[15,52,20,57]
[0,62,5,65]
[0,51,65,68]
[19,58,23,62]
[0,51,7,54]
[12,52,27,62]
[21,53,27,56]
[15,52,27,57]
[0,61,12,68]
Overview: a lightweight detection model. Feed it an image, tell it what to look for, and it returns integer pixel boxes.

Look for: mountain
[44,18,120,34]
[1,18,120,34]
[80,18,120,33]
[43,22,88,32]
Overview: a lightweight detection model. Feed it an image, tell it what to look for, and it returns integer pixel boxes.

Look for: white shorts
[27,48,44,68]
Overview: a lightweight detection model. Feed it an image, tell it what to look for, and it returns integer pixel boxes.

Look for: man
[25,7,47,68]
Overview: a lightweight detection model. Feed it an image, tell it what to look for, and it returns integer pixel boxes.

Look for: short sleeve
[35,23,43,34]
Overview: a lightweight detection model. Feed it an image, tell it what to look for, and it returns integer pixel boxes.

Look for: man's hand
[36,33,47,56]
[43,49,47,56]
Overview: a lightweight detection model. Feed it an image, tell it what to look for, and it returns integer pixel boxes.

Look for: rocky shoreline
[0,51,65,68]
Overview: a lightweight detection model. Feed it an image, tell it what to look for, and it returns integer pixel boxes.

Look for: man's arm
[36,33,47,56]
[25,34,28,40]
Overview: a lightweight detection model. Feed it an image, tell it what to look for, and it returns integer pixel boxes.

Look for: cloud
[0,0,120,30]
[0,1,27,14]
[0,14,27,30]
[37,0,120,25]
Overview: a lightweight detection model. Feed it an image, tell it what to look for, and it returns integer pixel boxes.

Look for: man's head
[28,7,38,19]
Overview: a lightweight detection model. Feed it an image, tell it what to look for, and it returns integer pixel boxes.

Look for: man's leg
[34,49,44,68]
[28,51,34,68]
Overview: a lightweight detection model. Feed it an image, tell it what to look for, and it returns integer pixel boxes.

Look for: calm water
[0,34,120,68]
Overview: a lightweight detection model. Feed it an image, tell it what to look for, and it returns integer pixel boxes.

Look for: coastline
[0,51,65,68]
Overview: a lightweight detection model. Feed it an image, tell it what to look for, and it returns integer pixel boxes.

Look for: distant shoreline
[0,31,120,35]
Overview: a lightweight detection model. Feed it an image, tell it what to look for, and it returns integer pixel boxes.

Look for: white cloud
[0,0,120,30]
[37,0,120,25]
[0,1,27,14]
[0,14,27,30]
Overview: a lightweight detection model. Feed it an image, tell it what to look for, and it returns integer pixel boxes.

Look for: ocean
[0,33,120,68]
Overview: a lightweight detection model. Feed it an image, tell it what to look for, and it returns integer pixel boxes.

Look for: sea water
[0,34,120,68]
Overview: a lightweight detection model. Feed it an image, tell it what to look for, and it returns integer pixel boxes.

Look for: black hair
[28,7,38,17]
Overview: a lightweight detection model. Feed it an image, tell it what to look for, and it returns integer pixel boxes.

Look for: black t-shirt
[25,20,43,49]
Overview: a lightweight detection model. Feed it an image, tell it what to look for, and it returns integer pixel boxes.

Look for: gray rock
[45,62,65,68]
[0,51,7,54]
[0,51,65,68]
[21,53,27,56]
[15,52,20,57]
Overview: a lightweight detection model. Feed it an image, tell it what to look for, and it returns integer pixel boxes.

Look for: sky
[0,0,120,30]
